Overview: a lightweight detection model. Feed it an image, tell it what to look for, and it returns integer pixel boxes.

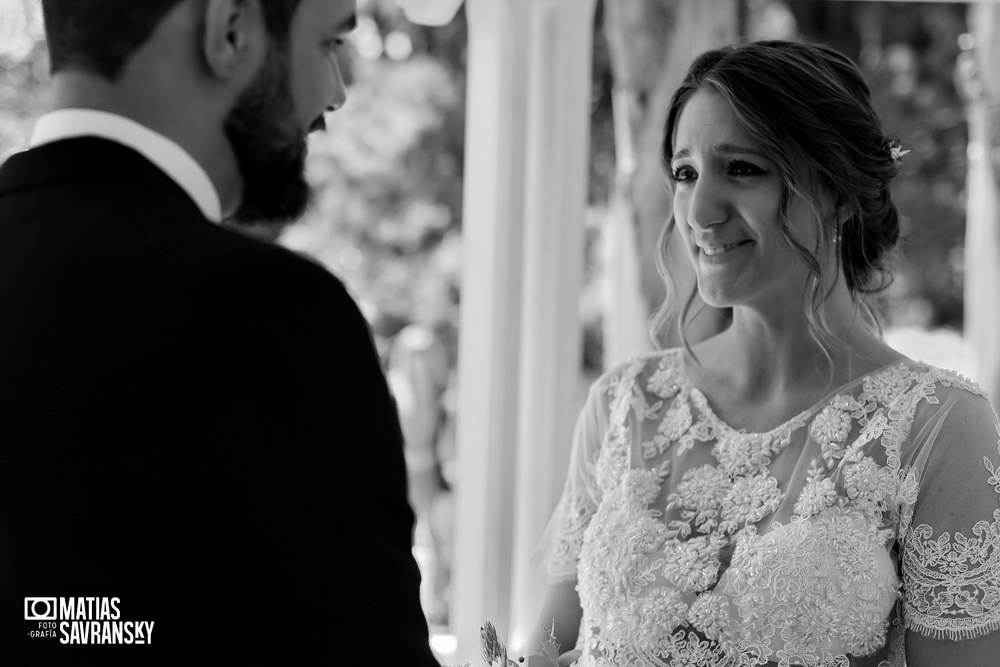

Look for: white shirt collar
[30,109,223,223]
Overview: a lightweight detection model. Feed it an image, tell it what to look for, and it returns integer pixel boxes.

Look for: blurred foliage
[282,0,468,329]
[863,5,969,329]
[782,0,969,329]
[0,0,48,160]
[0,0,974,339]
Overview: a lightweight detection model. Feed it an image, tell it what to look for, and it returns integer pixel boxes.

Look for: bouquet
[447,620,569,667]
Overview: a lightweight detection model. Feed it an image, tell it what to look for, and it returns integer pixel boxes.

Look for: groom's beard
[224,43,311,227]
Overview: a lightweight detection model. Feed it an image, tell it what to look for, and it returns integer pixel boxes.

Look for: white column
[509,0,597,650]
[963,3,1000,405]
[450,0,531,661]
[450,0,597,660]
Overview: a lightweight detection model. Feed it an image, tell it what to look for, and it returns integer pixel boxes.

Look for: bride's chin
[695,286,738,310]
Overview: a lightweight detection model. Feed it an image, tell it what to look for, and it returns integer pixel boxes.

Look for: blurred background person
[388,269,460,629]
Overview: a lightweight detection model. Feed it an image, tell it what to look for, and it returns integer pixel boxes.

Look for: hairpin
[888,140,910,168]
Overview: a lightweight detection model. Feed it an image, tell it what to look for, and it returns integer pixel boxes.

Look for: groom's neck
[49,69,242,219]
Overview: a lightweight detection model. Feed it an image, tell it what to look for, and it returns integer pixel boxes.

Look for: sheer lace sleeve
[901,386,1000,651]
[541,372,613,583]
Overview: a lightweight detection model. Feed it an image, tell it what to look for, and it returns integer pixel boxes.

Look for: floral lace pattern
[901,424,1000,641]
[546,349,1000,666]
[793,460,839,519]
[714,508,899,663]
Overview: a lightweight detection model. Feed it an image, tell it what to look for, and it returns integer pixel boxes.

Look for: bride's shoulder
[876,360,997,434]
[591,348,685,399]
[893,359,988,400]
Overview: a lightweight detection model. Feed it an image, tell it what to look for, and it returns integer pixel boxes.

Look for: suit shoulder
[200,225,333,276]
[195,226,355,304]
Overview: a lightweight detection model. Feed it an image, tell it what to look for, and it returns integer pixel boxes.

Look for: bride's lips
[696,239,754,263]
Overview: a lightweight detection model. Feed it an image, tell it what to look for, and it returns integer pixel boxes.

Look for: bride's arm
[901,389,1000,666]
[905,633,999,667]
[524,579,582,659]
[517,371,616,660]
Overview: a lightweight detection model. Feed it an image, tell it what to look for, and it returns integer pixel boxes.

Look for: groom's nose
[328,60,347,113]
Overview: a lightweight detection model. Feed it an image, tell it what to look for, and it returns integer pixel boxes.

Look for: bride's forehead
[674,90,757,152]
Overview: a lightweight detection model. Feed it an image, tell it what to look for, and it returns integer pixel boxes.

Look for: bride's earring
[829,205,848,247]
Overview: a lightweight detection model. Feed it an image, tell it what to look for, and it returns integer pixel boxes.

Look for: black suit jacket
[0,137,439,665]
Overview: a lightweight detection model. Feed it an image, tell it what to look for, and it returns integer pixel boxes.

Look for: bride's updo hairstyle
[652,40,902,355]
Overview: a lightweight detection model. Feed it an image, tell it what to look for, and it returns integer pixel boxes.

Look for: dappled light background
[0,0,981,651]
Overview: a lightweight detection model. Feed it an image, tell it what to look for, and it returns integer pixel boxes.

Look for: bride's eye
[671,165,697,183]
[729,160,766,177]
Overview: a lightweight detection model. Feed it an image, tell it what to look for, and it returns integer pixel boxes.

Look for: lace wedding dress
[544,349,1000,666]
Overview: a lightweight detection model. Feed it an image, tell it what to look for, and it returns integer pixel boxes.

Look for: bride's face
[669,89,826,311]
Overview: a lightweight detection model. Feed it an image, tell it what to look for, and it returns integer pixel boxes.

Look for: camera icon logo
[24,597,57,621]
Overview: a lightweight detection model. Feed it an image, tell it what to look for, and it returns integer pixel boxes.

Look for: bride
[528,40,1000,666]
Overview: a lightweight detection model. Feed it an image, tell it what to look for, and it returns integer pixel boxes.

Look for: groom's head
[40,0,356,225]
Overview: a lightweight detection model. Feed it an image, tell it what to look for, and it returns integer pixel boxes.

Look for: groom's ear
[201,0,268,84]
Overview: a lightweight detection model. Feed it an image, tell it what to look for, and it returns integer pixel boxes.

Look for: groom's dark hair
[41,0,304,81]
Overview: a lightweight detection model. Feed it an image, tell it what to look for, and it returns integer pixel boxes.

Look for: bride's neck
[689,283,887,400]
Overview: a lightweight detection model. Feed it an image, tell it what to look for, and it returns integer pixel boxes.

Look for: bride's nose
[687,176,728,229]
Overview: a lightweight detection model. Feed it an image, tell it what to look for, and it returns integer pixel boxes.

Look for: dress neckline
[677,352,912,438]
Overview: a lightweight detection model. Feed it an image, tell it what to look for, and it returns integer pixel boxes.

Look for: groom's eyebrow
[336,13,358,34]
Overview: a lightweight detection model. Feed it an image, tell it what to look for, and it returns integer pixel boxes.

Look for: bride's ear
[822,199,851,231]
[835,204,852,227]
[201,0,268,85]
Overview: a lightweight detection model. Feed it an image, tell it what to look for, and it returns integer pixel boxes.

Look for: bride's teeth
[701,242,743,256]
